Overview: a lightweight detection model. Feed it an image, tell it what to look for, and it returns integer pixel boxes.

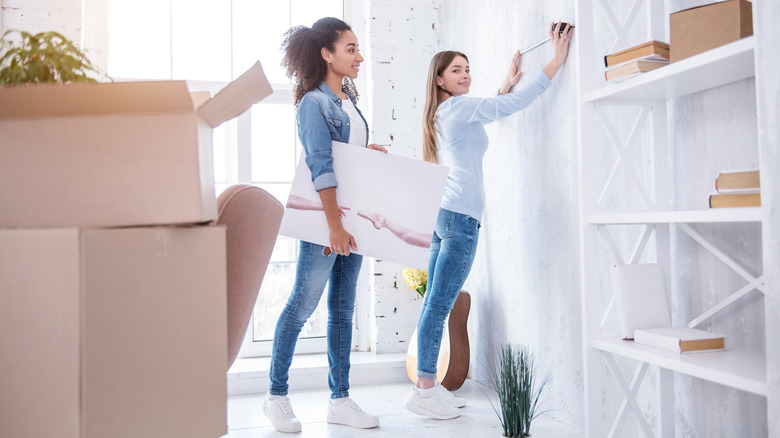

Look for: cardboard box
[0,62,272,228]
[0,226,228,438]
[670,0,753,62]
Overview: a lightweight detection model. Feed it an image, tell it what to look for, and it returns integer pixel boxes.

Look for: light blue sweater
[436,70,552,221]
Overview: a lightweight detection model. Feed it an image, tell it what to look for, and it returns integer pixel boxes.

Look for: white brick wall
[0,0,82,44]
[364,1,440,160]
[362,0,440,353]
[368,259,424,353]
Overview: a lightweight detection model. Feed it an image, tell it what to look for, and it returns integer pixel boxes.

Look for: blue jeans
[269,240,363,399]
[417,208,480,379]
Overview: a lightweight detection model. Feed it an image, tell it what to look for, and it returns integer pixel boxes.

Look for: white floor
[223,380,582,438]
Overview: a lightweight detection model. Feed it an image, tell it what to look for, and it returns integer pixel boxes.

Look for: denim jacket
[297,82,369,191]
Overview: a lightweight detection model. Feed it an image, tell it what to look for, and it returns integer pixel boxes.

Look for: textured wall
[0,0,81,43]
[361,0,440,353]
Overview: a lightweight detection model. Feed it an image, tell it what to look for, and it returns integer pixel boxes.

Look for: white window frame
[81,0,371,358]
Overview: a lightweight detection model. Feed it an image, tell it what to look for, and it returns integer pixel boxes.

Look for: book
[604,40,670,67]
[715,169,760,191]
[610,264,671,340]
[605,59,669,81]
[634,327,725,353]
[709,191,761,208]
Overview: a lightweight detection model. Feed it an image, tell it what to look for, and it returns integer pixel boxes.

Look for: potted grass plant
[490,344,550,438]
[0,30,100,85]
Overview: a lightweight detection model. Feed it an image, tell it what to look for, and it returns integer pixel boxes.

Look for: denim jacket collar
[317,82,356,106]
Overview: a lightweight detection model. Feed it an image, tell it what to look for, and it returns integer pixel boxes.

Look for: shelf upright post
[574,1,603,436]
[754,1,780,437]
[646,2,674,437]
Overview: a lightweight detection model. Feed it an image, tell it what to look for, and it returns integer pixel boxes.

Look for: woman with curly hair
[262,17,386,433]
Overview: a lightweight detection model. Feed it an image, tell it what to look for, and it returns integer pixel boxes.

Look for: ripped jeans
[416,208,480,379]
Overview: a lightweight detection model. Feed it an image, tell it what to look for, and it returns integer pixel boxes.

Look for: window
[84,0,367,357]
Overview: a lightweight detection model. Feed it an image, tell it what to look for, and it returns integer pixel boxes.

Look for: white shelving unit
[575,1,773,437]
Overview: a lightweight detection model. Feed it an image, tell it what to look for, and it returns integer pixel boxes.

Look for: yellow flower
[402,267,427,298]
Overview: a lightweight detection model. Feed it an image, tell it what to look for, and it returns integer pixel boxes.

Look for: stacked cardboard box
[0,62,272,438]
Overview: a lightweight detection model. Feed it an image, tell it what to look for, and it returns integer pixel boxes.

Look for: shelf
[585,36,755,104]
[577,3,773,436]
[586,207,762,225]
[592,338,767,397]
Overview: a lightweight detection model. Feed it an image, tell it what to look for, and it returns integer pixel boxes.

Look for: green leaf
[0,29,106,84]
[490,344,550,438]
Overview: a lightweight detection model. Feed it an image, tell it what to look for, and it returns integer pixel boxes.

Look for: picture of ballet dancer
[279,142,449,268]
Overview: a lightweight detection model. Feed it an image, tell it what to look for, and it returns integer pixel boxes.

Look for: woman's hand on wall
[499,50,523,95]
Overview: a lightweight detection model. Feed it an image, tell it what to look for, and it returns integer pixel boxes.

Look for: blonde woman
[405,22,573,419]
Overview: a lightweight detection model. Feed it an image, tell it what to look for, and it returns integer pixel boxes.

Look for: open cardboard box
[0,226,227,438]
[0,62,272,228]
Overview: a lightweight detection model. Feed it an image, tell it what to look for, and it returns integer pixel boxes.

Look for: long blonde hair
[422,50,468,164]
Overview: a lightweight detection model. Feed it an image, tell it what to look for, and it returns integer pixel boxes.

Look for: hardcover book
[709,191,761,208]
[715,169,760,191]
[605,59,669,82]
[604,40,670,67]
[634,327,725,353]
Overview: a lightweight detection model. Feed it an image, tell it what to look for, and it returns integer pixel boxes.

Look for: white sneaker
[404,386,461,419]
[262,392,302,433]
[434,381,467,407]
[326,397,380,429]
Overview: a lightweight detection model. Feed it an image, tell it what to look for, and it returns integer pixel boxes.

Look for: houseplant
[0,30,100,84]
[490,344,550,437]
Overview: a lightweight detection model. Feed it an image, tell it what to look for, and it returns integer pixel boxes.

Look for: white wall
[360,0,441,353]
[0,0,81,42]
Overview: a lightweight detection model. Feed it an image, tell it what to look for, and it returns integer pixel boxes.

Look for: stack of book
[604,40,670,82]
[709,169,761,208]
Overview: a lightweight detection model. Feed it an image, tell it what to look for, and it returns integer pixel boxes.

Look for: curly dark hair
[281,17,359,106]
